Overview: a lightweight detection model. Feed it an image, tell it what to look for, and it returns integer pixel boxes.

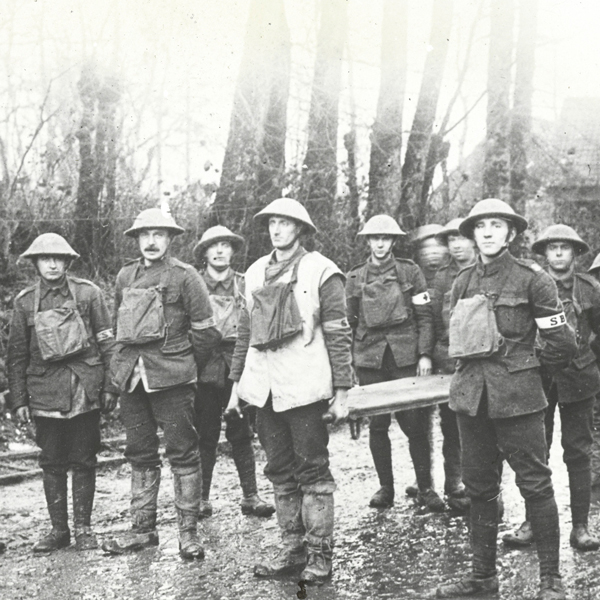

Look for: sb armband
[535,312,566,329]
[411,291,431,305]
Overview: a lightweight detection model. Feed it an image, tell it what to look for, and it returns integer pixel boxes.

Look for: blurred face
[473,218,515,258]
[417,237,448,270]
[205,240,233,271]
[367,235,394,261]
[36,256,68,283]
[545,242,575,273]
[269,216,302,250]
[138,228,171,264]
[447,234,475,263]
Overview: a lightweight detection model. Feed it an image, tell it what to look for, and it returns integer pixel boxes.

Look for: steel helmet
[193,225,244,257]
[435,218,465,245]
[459,198,528,238]
[358,214,406,237]
[589,252,600,274]
[531,224,589,256]
[124,208,185,237]
[253,198,317,234]
[20,233,80,260]
[411,224,444,244]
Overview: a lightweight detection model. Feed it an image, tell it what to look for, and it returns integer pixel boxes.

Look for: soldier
[436,200,577,600]
[431,218,476,512]
[346,215,444,512]
[7,233,117,552]
[503,225,600,551]
[226,198,352,585]
[192,225,274,518]
[102,208,220,559]
[588,252,600,489]
[412,224,449,288]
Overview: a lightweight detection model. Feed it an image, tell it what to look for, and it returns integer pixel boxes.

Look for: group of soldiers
[4,196,600,599]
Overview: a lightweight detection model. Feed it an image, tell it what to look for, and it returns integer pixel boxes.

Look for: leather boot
[527,497,561,583]
[417,488,446,512]
[300,492,334,586]
[72,469,98,551]
[241,494,276,517]
[369,486,394,508]
[436,498,499,596]
[102,467,160,554]
[254,490,306,578]
[502,520,534,548]
[34,470,70,552]
[436,574,499,598]
[535,576,566,600]
[173,468,204,560]
[569,524,600,551]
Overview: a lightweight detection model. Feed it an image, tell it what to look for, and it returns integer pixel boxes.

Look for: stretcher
[346,373,452,419]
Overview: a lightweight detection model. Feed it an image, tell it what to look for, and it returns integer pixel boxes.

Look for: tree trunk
[212,0,290,267]
[74,62,100,272]
[367,0,408,219]
[299,0,347,245]
[398,0,453,230]
[510,0,537,215]
[483,0,515,201]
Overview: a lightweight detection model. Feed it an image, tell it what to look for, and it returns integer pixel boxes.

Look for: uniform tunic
[449,250,577,419]
[345,255,436,493]
[111,255,221,471]
[229,247,352,495]
[7,275,116,472]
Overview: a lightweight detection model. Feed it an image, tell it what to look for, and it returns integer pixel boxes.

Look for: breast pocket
[494,294,530,339]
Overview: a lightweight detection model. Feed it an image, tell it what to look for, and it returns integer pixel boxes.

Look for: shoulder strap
[33,281,41,314]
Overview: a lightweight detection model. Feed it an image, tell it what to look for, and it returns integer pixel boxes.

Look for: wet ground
[1,412,600,600]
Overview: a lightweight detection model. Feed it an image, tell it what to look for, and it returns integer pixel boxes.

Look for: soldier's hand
[416,355,432,377]
[15,406,31,424]
[323,389,349,424]
[224,382,243,419]
[100,392,118,414]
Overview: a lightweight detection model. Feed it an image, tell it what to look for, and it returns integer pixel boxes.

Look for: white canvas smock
[238,251,341,412]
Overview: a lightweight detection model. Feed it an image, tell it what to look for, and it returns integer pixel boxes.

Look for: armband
[191,316,216,331]
[95,329,114,342]
[322,318,350,333]
[535,312,566,329]
[411,291,431,305]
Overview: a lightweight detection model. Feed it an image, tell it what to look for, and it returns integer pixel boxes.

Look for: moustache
[144,246,159,252]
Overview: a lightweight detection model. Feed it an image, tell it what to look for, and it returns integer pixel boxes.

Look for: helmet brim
[124,225,185,238]
[193,235,244,257]
[459,213,528,238]
[531,238,589,256]
[253,212,317,234]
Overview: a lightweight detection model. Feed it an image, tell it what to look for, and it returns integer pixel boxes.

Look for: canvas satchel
[33,278,90,362]
[360,263,409,329]
[116,267,170,345]
[448,264,513,359]
[249,257,303,351]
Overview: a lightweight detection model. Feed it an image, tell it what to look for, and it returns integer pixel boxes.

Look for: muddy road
[1,415,599,600]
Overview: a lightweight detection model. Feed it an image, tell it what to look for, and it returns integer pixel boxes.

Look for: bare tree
[299,0,348,234]
[212,0,290,266]
[483,0,515,200]
[398,0,454,229]
[367,0,408,219]
[510,0,538,214]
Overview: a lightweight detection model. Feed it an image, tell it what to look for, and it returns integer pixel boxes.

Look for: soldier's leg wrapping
[69,410,101,550]
[396,407,433,491]
[286,400,336,585]
[254,398,307,577]
[592,394,600,487]
[439,402,463,493]
[457,407,502,579]
[194,382,221,500]
[35,417,71,551]
[558,397,594,526]
[173,466,204,559]
[496,410,561,581]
